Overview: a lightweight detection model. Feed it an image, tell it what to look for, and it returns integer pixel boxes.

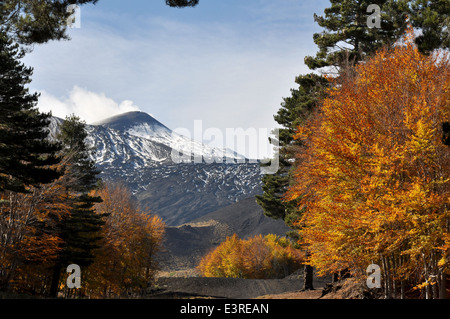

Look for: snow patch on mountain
[94,111,246,165]
[48,112,263,225]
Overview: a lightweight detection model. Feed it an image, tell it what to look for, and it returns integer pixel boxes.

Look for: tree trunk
[332,273,339,283]
[423,256,430,299]
[302,264,314,291]
[382,256,392,299]
[49,264,62,298]
[432,278,439,299]
[400,280,405,299]
[400,255,406,299]
[439,273,447,299]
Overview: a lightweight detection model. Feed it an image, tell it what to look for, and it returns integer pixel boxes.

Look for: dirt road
[151,276,328,299]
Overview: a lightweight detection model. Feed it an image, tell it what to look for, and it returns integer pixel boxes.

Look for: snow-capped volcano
[92,111,245,164]
[49,112,263,225]
[93,111,172,137]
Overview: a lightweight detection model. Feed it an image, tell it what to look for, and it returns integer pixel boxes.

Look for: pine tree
[0,32,61,194]
[49,115,106,298]
[256,73,329,220]
[304,0,410,70]
[410,0,450,54]
[1,0,198,45]
[166,0,199,7]
[0,0,99,45]
[304,0,449,69]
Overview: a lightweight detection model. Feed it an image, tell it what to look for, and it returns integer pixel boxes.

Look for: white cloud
[25,1,322,132]
[37,86,141,124]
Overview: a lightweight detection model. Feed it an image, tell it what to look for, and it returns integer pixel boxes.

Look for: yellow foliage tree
[288,29,449,298]
[198,234,304,279]
[85,183,165,298]
[0,175,70,294]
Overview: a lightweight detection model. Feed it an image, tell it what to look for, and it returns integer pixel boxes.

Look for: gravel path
[151,277,328,299]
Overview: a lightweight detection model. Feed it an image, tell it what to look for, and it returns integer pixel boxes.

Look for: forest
[198,14,449,299]
[0,0,169,298]
[198,234,304,279]
[254,1,449,299]
[288,32,449,299]
[0,0,449,300]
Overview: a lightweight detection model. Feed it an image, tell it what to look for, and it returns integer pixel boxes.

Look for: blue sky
[23,0,330,157]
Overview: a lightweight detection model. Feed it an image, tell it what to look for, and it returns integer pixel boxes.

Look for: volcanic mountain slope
[92,111,245,165]
[123,161,263,225]
[191,197,290,238]
[49,112,286,271]
[158,197,290,271]
[49,111,264,226]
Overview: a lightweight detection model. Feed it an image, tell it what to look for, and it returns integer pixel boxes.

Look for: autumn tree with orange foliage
[83,183,165,298]
[198,234,304,279]
[0,144,102,295]
[288,29,449,299]
[0,181,70,294]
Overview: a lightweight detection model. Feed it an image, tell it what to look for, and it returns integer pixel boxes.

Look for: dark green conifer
[49,115,106,297]
[0,0,99,45]
[257,73,329,291]
[166,0,199,7]
[304,0,409,70]
[256,73,329,223]
[0,32,61,193]
[410,0,450,54]
[1,0,200,45]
